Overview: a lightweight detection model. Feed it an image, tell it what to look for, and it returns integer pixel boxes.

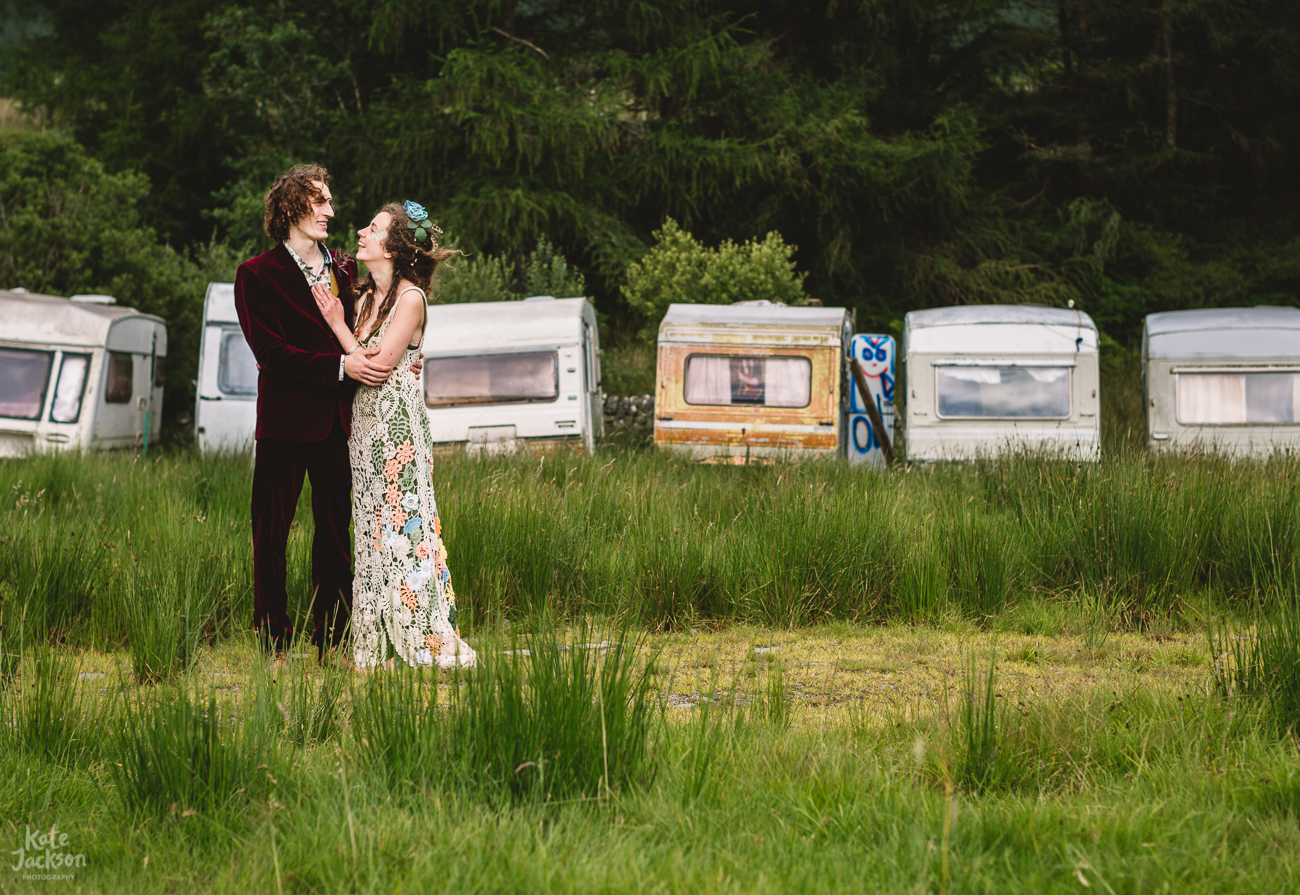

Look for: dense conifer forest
[2,0,1298,422]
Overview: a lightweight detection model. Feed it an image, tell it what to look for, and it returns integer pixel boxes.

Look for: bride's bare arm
[370,290,426,369]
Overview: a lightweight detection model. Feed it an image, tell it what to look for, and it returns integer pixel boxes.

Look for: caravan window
[105,352,133,403]
[218,330,258,396]
[935,364,1071,419]
[424,351,559,407]
[683,355,812,408]
[50,353,90,423]
[1176,372,1300,424]
[0,348,52,420]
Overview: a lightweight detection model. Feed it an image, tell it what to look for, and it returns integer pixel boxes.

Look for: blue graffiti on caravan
[849,335,894,410]
[847,334,895,465]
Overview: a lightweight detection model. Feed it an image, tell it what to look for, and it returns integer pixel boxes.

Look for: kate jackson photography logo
[10,824,86,881]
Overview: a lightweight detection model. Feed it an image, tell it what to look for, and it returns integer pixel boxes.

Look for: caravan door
[93,316,165,448]
[847,334,895,467]
[583,316,603,452]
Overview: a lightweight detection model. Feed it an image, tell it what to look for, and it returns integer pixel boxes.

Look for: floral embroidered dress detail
[350,286,475,669]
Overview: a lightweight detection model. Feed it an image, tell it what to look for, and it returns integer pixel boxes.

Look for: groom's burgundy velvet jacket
[234,243,358,441]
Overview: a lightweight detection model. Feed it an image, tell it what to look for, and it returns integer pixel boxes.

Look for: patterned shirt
[283,240,333,288]
[284,241,345,381]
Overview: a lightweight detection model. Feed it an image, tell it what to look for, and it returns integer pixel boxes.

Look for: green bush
[0,131,158,295]
[622,219,812,342]
[436,238,587,304]
[599,341,656,396]
[521,237,586,297]
[435,252,516,303]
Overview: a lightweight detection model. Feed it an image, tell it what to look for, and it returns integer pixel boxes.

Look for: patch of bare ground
[650,623,1211,731]
[56,624,1212,732]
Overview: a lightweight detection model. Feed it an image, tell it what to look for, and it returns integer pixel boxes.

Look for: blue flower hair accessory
[402,200,441,244]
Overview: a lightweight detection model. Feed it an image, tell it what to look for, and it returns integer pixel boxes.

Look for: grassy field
[1,447,1297,645]
[2,448,1299,892]
[2,623,1298,893]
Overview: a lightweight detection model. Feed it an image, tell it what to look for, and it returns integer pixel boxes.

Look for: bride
[313,200,476,670]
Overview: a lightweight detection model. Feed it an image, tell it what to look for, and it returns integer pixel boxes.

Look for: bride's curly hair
[354,202,459,337]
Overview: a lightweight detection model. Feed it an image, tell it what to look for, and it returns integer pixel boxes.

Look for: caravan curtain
[1177,372,1299,424]
[764,357,812,407]
[684,355,812,408]
[683,356,732,404]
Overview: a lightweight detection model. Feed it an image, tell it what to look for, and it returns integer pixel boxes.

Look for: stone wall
[603,395,655,438]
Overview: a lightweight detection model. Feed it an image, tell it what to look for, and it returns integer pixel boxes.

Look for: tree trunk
[1076,1,1088,72]
[1059,1,1073,76]
[1160,0,1177,148]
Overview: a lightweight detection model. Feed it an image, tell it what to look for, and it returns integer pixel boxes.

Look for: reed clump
[0,643,99,766]
[353,625,659,802]
[110,684,280,817]
[1213,589,1300,734]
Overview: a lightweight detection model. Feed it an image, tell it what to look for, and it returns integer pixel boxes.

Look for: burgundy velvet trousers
[251,418,352,654]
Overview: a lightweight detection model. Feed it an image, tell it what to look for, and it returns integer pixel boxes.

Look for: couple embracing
[235,164,475,670]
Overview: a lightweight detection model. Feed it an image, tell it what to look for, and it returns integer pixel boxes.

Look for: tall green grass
[923,650,1281,802]
[1213,585,1300,734]
[1,449,1298,640]
[120,560,223,684]
[111,684,280,817]
[0,644,99,766]
[2,628,1300,891]
[353,626,658,802]
[260,651,348,748]
[952,651,1020,794]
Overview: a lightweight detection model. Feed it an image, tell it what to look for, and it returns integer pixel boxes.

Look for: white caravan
[900,305,1100,461]
[420,297,603,455]
[1143,306,1300,457]
[195,282,258,454]
[0,288,166,457]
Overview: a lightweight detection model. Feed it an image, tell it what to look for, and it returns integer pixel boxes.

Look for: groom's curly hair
[263,164,330,242]
[353,202,459,338]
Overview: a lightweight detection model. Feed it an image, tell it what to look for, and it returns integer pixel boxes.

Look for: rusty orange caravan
[654,302,854,460]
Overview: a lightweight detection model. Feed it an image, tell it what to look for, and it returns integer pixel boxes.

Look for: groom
[235,164,394,660]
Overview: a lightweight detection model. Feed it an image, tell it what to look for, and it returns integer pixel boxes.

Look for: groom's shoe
[258,628,291,673]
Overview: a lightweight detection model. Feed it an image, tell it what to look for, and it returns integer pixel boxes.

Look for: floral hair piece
[402,200,442,244]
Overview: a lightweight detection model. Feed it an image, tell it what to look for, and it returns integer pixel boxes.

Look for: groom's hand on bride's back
[345,348,393,386]
[410,356,422,377]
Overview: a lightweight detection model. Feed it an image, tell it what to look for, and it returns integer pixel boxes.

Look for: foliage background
[1,0,1298,430]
